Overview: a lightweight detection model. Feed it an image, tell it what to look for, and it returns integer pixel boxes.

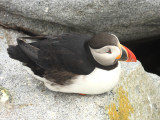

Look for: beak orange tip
[122,45,137,62]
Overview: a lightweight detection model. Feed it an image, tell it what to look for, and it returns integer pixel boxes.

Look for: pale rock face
[0,27,160,119]
[0,0,160,41]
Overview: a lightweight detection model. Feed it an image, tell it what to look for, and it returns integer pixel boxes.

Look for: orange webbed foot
[79,93,86,96]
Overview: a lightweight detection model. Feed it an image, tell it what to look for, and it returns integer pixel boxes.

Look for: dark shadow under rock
[121,36,160,76]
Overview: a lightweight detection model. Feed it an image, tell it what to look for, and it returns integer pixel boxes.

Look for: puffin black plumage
[7,33,137,94]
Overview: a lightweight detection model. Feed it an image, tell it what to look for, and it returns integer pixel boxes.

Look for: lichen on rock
[0,86,12,104]
[107,87,134,120]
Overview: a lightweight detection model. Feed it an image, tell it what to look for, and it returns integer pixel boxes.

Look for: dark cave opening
[121,36,160,76]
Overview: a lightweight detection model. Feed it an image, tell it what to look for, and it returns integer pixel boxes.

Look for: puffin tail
[7,44,31,63]
[7,41,45,77]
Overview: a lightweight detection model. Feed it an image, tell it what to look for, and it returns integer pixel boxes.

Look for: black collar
[85,42,118,71]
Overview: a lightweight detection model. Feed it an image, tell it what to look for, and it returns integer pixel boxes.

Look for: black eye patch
[106,49,112,54]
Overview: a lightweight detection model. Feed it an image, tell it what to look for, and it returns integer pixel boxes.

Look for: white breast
[24,62,121,95]
[44,62,121,94]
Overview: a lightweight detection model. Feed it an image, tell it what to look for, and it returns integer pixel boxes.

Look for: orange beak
[117,44,137,62]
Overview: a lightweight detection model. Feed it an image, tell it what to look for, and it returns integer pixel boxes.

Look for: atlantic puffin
[7,33,136,94]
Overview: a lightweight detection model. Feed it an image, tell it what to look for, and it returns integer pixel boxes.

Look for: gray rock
[0,27,160,120]
[0,0,160,41]
[0,9,85,36]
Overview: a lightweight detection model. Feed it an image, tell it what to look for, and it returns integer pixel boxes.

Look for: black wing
[16,34,94,75]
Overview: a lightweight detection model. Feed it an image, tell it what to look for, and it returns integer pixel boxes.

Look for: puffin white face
[89,33,137,66]
[89,45,121,66]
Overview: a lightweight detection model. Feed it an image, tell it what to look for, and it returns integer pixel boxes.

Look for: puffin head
[89,33,137,66]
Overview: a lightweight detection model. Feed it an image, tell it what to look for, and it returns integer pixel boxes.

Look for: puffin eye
[106,49,112,54]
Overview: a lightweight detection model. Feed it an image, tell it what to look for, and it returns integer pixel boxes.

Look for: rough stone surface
[0,27,160,120]
[0,0,160,41]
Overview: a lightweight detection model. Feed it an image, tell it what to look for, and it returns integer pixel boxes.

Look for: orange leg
[79,93,86,96]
